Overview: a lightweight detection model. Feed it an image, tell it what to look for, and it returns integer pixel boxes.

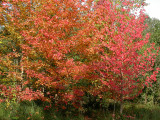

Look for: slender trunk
[113,101,116,120]
[120,98,123,114]
[120,69,124,114]
[21,65,24,89]
[20,54,24,90]
[13,58,18,86]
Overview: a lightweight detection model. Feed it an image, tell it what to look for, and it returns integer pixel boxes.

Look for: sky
[144,0,160,20]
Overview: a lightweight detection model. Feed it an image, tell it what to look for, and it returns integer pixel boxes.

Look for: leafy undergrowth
[0,101,43,120]
[0,101,160,120]
[123,103,160,120]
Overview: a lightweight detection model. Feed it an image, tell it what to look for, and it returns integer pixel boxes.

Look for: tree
[0,0,159,114]
[0,0,46,102]
[139,16,160,105]
[90,0,159,114]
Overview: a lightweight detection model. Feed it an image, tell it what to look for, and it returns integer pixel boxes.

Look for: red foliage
[0,0,159,107]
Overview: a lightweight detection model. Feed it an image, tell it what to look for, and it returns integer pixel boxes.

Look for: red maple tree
[0,0,159,113]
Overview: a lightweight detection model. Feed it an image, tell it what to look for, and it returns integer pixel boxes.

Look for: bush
[0,101,43,120]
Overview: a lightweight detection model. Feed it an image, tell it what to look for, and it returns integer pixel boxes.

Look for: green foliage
[0,101,43,120]
[145,17,160,46]
[138,16,160,105]
[0,100,160,120]
[123,103,160,120]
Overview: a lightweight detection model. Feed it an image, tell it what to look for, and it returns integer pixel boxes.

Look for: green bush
[0,101,43,120]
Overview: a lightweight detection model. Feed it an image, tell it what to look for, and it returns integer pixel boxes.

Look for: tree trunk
[120,100,123,114]
[21,65,24,89]
[112,101,116,120]
[145,93,147,104]
[120,68,124,114]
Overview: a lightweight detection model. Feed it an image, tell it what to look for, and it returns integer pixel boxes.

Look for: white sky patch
[144,0,160,20]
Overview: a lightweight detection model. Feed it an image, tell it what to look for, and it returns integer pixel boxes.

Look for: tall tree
[0,0,159,113]
[139,16,160,105]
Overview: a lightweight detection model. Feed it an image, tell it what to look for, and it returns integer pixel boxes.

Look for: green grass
[123,103,160,120]
[0,101,160,120]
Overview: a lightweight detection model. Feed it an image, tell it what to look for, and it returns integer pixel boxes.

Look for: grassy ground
[123,103,160,120]
[0,101,160,120]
